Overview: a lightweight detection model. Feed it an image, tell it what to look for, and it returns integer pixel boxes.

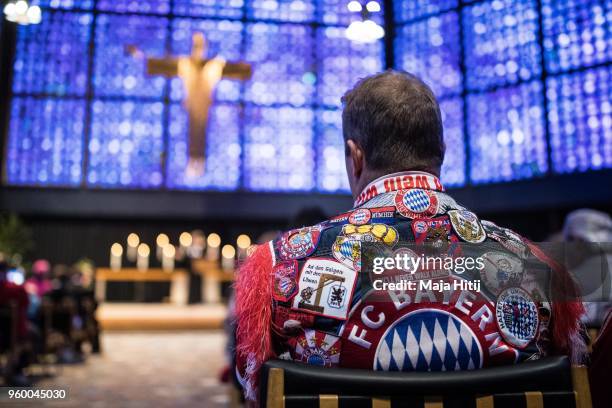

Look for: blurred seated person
[25,259,53,298]
[0,260,31,386]
[234,71,586,402]
[563,209,612,328]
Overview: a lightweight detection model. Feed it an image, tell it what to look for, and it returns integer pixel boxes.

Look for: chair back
[261,356,592,408]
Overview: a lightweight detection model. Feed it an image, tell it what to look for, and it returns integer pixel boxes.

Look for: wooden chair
[261,356,592,408]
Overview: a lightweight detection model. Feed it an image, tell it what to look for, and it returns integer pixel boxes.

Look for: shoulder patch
[276,225,324,261]
[448,210,486,243]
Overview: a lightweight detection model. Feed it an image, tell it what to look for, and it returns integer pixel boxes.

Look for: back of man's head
[341,70,445,175]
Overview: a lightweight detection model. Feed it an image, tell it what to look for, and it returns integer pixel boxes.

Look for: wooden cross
[127,33,252,177]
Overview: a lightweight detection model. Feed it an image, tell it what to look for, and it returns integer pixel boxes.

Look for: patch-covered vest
[268,171,553,371]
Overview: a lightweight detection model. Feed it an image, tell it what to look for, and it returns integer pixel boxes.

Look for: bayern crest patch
[293,329,342,367]
[277,225,323,261]
[349,208,372,225]
[374,309,483,371]
[395,189,439,219]
[448,210,486,243]
[292,258,357,320]
[481,251,523,295]
[272,261,298,302]
[495,287,539,349]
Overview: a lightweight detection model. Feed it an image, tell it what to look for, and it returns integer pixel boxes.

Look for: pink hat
[32,259,51,275]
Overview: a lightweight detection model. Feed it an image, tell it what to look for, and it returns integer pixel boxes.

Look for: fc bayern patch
[495,287,539,349]
[394,189,439,219]
[481,251,523,295]
[292,258,358,320]
[349,208,372,226]
[332,223,398,271]
[277,225,323,261]
[292,329,341,367]
[448,210,486,243]
[272,261,298,302]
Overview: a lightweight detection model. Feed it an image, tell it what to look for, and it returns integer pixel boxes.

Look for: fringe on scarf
[523,239,586,363]
[234,242,275,402]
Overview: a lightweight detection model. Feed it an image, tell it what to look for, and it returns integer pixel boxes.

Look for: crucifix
[127,33,252,177]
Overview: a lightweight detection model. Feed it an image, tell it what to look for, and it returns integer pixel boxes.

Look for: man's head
[341,70,445,198]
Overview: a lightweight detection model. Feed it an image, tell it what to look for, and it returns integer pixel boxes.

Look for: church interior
[0,0,610,407]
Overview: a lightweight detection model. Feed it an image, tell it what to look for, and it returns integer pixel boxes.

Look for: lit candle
[206,233,221,261]
[221,244,236,271]
[162,244,176,272]
[236,234,251,260]
[179,231,193,257]
[110,243,123,271]
[137,243,150,272]
[156,233,169,261]
[126,233,140,262]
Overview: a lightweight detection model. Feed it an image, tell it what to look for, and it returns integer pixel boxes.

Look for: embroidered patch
[277,225,323,261]
[448,210,486,243]
[395,189,439,219]
[495,287,539,349]
[272,261,298,302]
[482,220,529,259]
[332,223,398,271]
[292,258,358,320]
[293,329,342,367]
[348,208,372,226]
[374,309,483,371]
[273,305,315,331]
[480,251,523,295]
[411,217,458,247]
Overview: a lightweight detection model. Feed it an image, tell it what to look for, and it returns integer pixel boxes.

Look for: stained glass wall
[4,0,611,192]
[5,0,383,192]
[394,0,611,185]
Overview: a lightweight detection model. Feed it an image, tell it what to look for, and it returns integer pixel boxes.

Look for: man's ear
[346,139,364,180]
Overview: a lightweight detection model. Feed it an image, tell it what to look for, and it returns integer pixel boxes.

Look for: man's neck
[353,167,440,201]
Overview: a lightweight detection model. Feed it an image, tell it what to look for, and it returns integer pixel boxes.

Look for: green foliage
[0,213,33,261]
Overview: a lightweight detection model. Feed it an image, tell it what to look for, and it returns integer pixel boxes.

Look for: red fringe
[523,239,586,362]
[235,243,275,400]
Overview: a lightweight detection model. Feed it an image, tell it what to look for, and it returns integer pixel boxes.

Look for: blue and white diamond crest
[374,309,483,371]
[402,190,431,213]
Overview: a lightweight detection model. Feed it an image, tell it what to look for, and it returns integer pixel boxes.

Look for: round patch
[272,261,298,302]
[480,251,523,295]
[374,309,483,371]
[395,189,438,219]
[294,329,341,367]
[448,210,486,243]
[349,208,372,226]
[278,226,323,260]
[495,287,539,349]
[413,220,428,234]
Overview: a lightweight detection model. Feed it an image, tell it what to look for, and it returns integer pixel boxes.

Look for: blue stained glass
[315,109,350,193]
[170,19,243,103]
[395,11,462,98]
[173,0,244,18]
[6,97,85,186]
[317,26,383,107]
[166,103,241,190]
[93,14,168,98]
[87,100,165,188]
[318,0,384,26]
[394,0,458,23]
[541,0,609,74]
[31,0,93,9]
[463,0,542,91]
[547,66,612,174]
[439,98,465,187]
[12,11,91,96]
[247,0,316,22]
[96,0,170,14]
[244,106,315,191]
[245,23,314,106]
[468,81,547,184]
